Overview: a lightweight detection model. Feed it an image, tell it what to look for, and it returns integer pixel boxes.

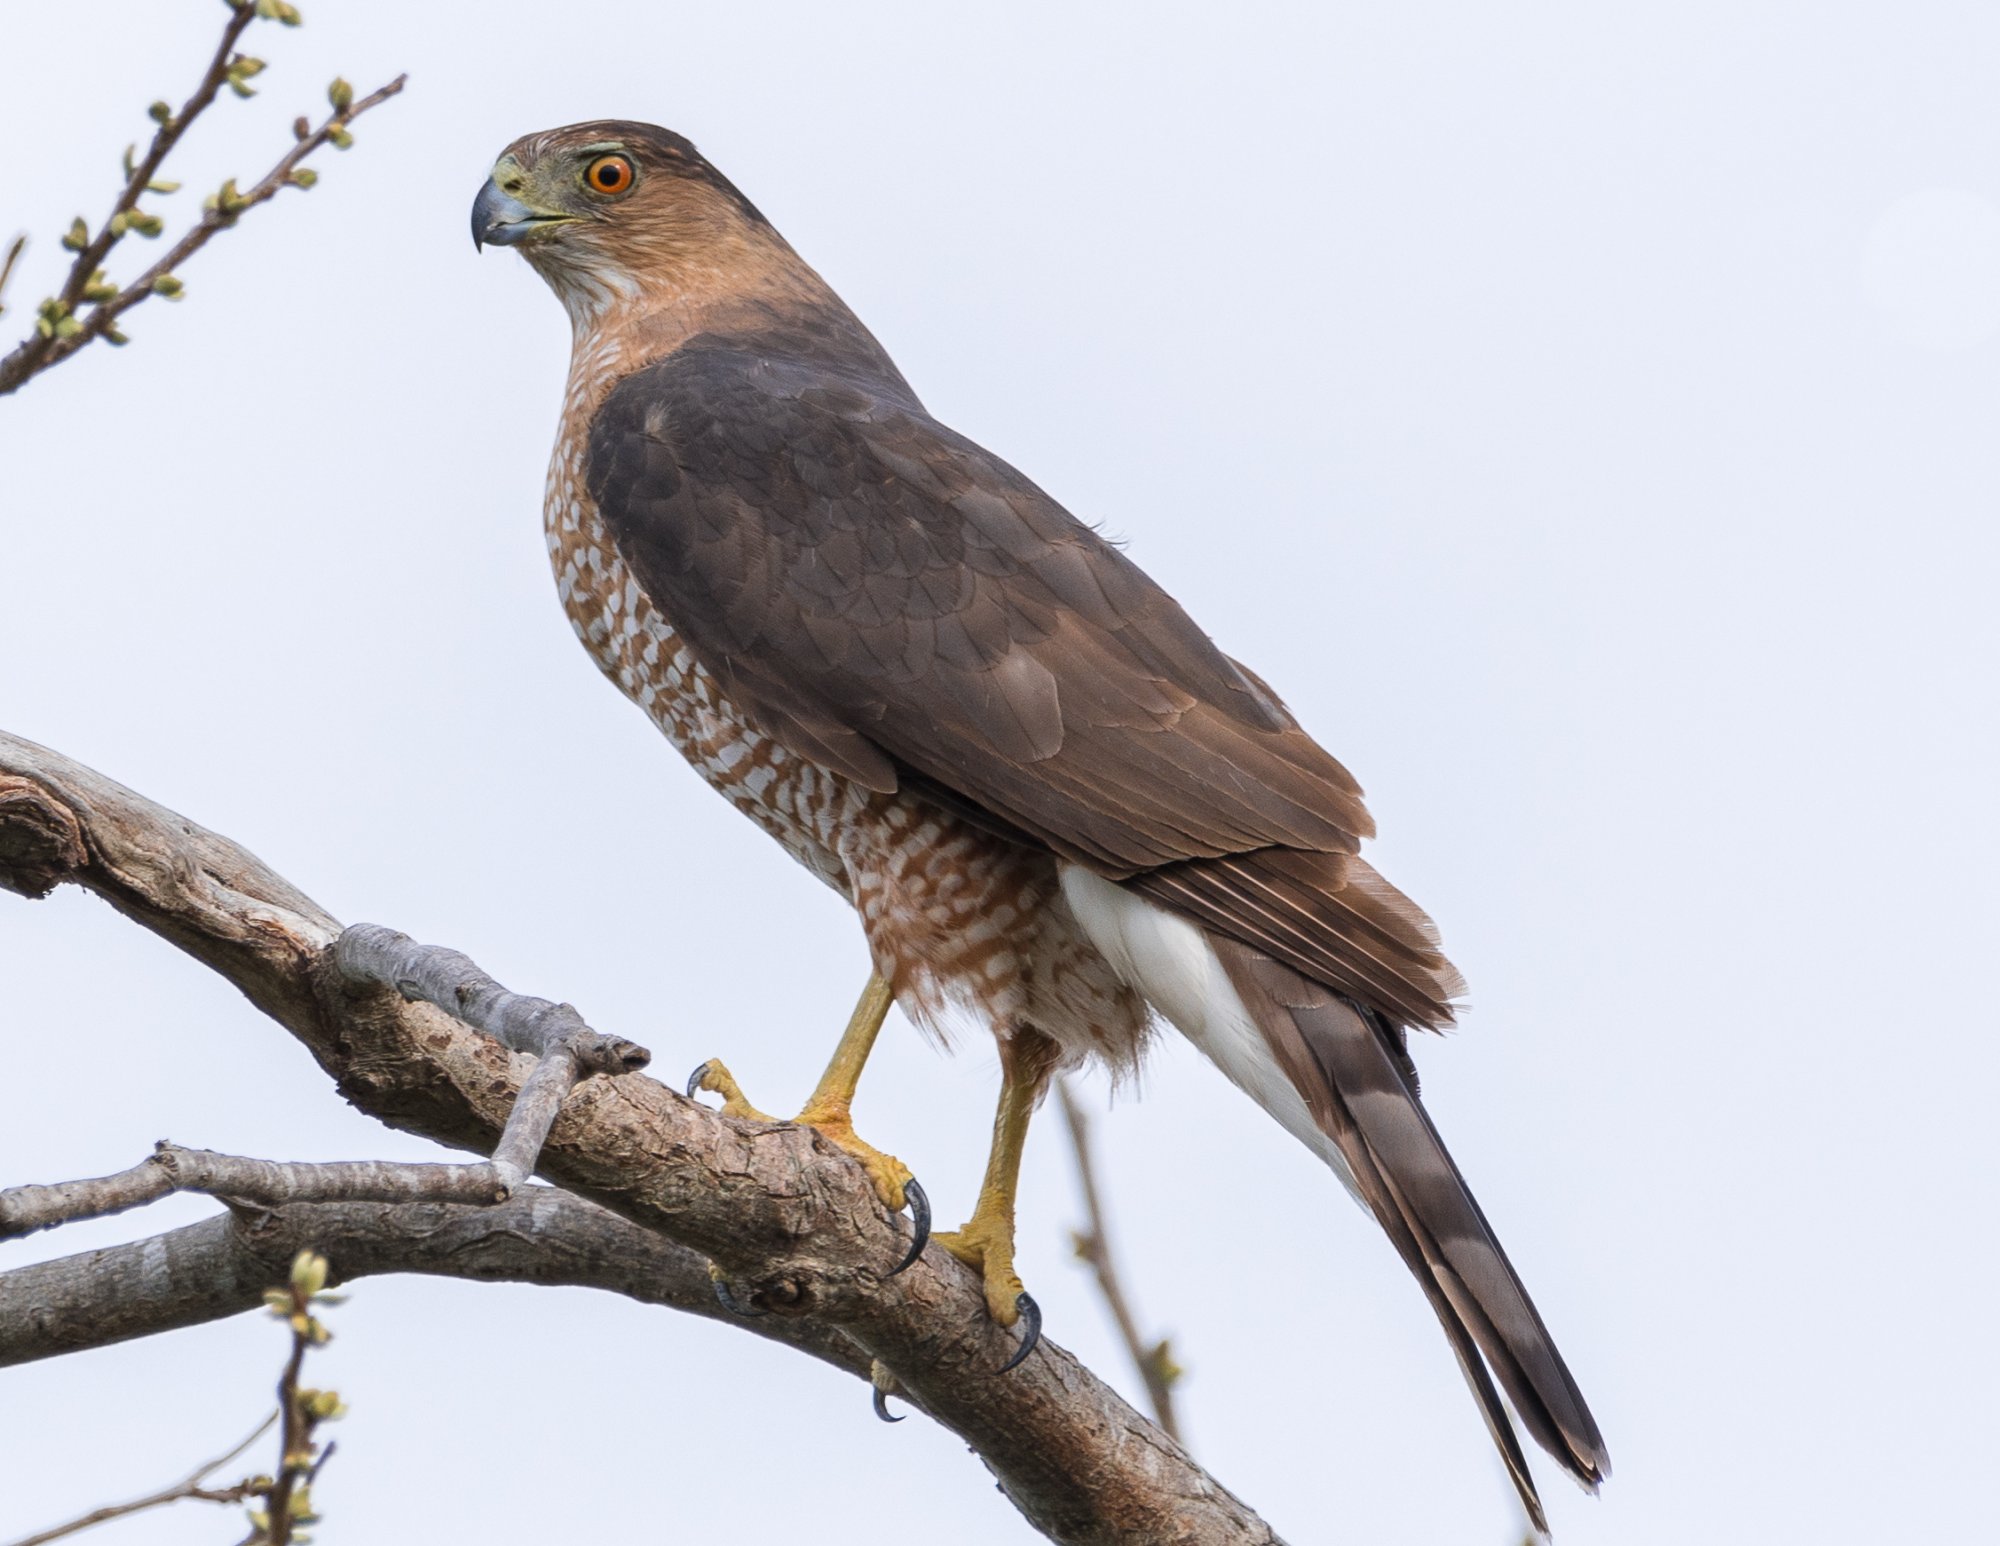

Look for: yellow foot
[936,1215,1041,1370]
[686,1061,920,1223]
[935,1220,1024,1323]
[685,1059,773,1123]
[794,1100,914,1214]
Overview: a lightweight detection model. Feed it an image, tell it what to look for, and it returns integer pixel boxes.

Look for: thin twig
[260,1284,315,1544]
[0,3,406,395]
[0,1144,487,1242]
[0,235,26,318]
[1056,1078,1185,1444]
[3,1412,275,1546]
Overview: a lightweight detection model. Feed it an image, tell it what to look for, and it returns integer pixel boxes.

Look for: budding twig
[248,1251,344,1546]
[0,2,406,395]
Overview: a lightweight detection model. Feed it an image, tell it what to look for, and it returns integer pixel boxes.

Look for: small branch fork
[0,2,406,395]
[0,927,650,1244]
[333,924,651,1188]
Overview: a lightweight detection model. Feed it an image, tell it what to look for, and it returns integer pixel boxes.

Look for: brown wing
[586,343,1373,876]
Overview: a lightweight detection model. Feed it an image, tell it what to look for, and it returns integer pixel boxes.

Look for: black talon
[997,1291,1041,1373]
[685,1061,712,1100]
[872,1385,905,1423]
[711,1276,766,1317]
[888,1177,930,1276]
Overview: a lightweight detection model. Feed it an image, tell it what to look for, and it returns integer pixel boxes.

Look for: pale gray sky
[3,2,1996,1542]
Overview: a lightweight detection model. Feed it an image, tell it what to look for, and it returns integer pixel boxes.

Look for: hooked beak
[471,178,570,250]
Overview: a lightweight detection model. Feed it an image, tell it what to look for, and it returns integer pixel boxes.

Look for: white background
[3,3,1996,1543]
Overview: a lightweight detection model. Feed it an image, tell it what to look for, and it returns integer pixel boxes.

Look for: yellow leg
[690,973,913,1212]
[936,1029,1059,1331]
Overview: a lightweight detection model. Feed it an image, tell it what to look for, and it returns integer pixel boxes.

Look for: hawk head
[472,120,777,322]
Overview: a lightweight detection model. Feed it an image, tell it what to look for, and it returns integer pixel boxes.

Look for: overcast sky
[3,2,1997,1543]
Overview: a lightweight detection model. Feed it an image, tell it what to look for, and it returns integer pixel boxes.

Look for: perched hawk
[474,121,1606,1528]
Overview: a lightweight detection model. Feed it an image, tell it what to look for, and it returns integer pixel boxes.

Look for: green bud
[121,143,136,177]
[104,324,129,346]
[290,1250,329,1296]
[54,314,82,339]
[146,177,181,194]
[108,212,130,236]
[81,271,117,303]
[327,76,353,112]
[289,168,318,189]
[262,1288,291,1314]
[128,211,164,238]
[206,178,248,221]
[60,218,89,252]
[152,274,184,299]
[148,100,173,126]
[328,126,353,150]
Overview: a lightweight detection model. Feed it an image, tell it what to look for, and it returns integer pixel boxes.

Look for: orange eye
[585,154,634,195]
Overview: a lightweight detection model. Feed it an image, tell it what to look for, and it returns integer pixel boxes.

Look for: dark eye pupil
[597,163,620,186]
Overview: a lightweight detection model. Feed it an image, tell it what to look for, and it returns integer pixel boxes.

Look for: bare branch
[0,1143,510,1242]
[3,1413,273,1546]
[0,729,1283,1546]
[0,4,406,395]
[0,1190,873,1382]
[0,1153,176,1240]
[1056,1080,1186,1445]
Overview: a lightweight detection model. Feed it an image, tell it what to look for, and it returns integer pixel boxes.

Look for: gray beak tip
[471,178,548,252]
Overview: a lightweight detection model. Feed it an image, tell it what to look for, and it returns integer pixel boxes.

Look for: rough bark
[0,730,1284,1546]
[0,1190,872,1381]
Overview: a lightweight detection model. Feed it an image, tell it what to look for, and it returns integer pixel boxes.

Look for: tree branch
[0,730,1284,1546]
[0,1190,873,1382]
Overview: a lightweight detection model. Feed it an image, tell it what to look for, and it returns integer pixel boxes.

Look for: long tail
[1217,938,1608,1533]
[1058,866,1609,1535]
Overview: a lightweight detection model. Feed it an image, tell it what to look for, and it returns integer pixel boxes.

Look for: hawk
[474,121,1607,1528]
